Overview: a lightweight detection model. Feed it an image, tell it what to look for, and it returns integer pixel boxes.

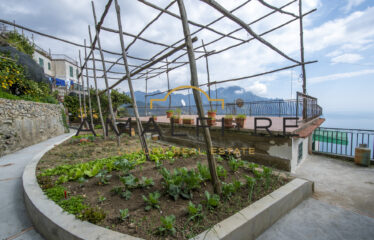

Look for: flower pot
[183,119,194,125]
[224,118,233,128]
[207,119,216,126]
[235,118,245,128]
[150,117,157,122]
[166,112,173,118]
[173,118,181,124]
[208,111,217,118]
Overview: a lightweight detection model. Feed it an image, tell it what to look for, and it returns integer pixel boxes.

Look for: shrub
[3,31,34,56]
[79,207,106,224]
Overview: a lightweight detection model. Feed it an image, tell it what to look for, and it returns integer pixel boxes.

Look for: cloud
[343,0,366,13]
[247,81,267,96]
[330,53,363,64]
[309,69,374,84]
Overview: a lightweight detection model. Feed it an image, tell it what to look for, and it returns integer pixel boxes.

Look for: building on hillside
[32,44,86,100]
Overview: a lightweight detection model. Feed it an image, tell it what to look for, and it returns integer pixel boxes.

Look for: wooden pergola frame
[0,0,317,193]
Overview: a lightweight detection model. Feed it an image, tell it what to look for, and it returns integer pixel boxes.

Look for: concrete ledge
[192,178,313,240]
[23,133,312,240]
[22,132,142,240]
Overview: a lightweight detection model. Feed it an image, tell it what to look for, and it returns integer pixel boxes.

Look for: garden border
[22,134,313,240]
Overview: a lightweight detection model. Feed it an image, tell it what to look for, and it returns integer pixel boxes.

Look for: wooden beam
[88,25,107,138]
[100,36,198,95]
[299,0,307,120]
[258,0,298,17]
[177,0,221,194]
[114,0,150,160]
[83,39,94,129]
[91,0,120,145]
[201,39,212,111]
[199,0,300,64]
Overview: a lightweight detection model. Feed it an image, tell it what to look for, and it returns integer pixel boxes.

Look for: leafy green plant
[263,166,272,190]
[3,31,34,56]
[120,174,139,189]
[197,162,211,181]
[96,169,112,185]
[37,175,54,189]
[228,156,244,172]
[98,195,106,204]
[114,158,136,175]
[142,191,161,211]
[110,186,123,195]
[44,185,66,202]
[216,155,224,162]
[216,165,227,179]
[157,215,176,236]
[204,191,220,210]
[221,180,242,199]
[140,176,154,188]
[187,201,203,222]
[79,207,106,224]
[253,168,263,179]
[245,175,256,201]
[121,190,132,200]
[224,114,233,119]
[59,196,87,215]
[119,209,130,221]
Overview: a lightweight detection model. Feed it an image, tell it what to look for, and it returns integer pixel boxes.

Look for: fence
[128,98,323,119]
[296,92,322,121]
[312,127,374,160]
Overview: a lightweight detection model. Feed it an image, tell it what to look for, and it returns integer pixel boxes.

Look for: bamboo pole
[88,26,107,138]
[176,0,221,194]
[101,36,198,95]
[114,0,150,160]
[77,64,83,124]
[299,0,307,120]
[145,71,148,116]
[258,0,298,17]
[78,50,87,120]
[201,40,212,111]
[83,39,94,129]
[91,1,120,146]
[199,0,300,64]
[166,57,171,109]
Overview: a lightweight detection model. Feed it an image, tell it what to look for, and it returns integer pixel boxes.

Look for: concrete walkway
[0,132,74,240]
[257,155,374,240]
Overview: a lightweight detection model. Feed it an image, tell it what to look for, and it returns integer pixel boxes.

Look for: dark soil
[37,132,290,240]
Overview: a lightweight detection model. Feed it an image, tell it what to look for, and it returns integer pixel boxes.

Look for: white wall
[291,137,310,173]
[32,51,54,77]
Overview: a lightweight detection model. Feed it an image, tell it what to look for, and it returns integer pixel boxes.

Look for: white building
[32,45,85,99]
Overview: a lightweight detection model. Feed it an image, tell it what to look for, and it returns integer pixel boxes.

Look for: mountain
[127,86,273,108]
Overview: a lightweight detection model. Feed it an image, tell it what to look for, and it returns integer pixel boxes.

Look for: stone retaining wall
[0,98,66,157]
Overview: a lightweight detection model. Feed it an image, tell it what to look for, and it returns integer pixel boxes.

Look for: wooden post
[77,54,83,124]
[114,0,150,160]
[166,57,172,109]
[202,40,212,111]
[177,0,221,194]
[84,39,94,129]
[88,26,107,138]
[91,1,120,145]
[78,50,87,121]
[299,0,307,120]
[145,71,148,116]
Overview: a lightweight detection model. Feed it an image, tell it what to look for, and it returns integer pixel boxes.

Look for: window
[298,142,303,163]
[38,58,44,68]
[69,66,73,78]
[48,62,51,70]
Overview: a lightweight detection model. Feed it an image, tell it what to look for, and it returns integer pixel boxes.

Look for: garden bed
[36,133,291,239]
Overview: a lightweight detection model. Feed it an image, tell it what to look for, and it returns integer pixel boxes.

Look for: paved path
[257,155,374,240]
[0,132,74,240]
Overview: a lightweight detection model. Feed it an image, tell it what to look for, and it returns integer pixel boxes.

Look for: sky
[1,0,374,123]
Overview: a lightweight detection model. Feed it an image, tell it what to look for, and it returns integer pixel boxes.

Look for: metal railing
[128,98,323,119]
[296,92,322,121]
[312,127,374,160]
[51,54,78,66]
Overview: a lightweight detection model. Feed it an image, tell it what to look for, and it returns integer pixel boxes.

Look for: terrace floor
[257,154,374,240]
[136,115,310,133]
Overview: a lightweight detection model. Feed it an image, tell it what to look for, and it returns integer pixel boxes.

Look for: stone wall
[0,98,67,157]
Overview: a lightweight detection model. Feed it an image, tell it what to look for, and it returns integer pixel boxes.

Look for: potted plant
[235,114,246,128]
[208,109,217,118]
[151,115,157,121]
[207,117,216,126]
[183,118,194,125]
[224,115,234,128]
[166,110,174,118]
[173,108,182,124]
